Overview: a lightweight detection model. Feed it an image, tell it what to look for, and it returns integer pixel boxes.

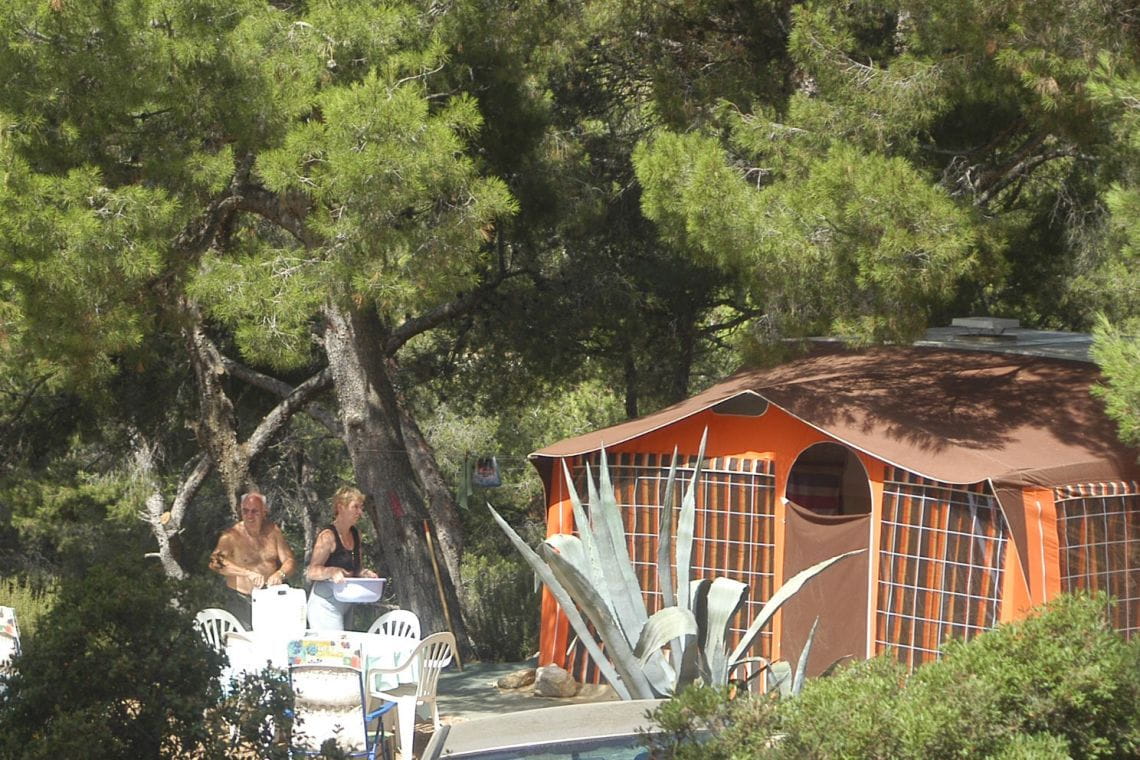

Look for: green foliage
[0,556,295,759]
[460,551,539,662]
[629,0,1140,346]
[639,683,745,760]
[0,575,58,638]
[652,593,1140,759]
[1,0,520,378]
[1091,316,1140,446]
[766,655,907,759]
[899,593,1140,759]
[1087,58,1140,443]
[416,378,624,551]
[634,132,978,343]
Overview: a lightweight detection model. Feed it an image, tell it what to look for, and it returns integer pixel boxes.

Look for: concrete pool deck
[400,661,662,758]
[430,699,665,758]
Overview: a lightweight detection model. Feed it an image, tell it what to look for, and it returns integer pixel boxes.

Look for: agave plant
[489,429,860,699]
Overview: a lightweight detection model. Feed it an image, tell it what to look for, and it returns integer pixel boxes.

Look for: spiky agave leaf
[674,428,708,613]
[655,447,681,609]
[487,504,634,699]
[544,534,588,575]
[560,460,604,597]
[592,447,650,642]
[655,448,685,677]
[768,660,793,697]
[539,541,657,698]
[541,536,677,697]
[632,606,697,667]
[697,577,749,686]
[727,549,863,668]
[562,457,648,647]
[792,616,819,696]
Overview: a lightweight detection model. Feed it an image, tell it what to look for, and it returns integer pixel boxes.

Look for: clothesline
[350,449,539,469]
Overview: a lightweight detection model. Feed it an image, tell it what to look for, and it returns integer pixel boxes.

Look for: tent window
[786,442,872,516]
[711,394,769,416]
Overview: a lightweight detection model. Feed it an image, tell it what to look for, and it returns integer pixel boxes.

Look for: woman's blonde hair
[332,486,366,516]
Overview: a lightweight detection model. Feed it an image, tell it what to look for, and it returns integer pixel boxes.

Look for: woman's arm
[305,529,347,583]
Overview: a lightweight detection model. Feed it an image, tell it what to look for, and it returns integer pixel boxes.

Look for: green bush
[461,550,539,662]
[0,574,59,637]
[641,684,753,760]
[647,593,1140,759]
[899,593,1140,759]
[0,557,294,759]
[769,655,906,760]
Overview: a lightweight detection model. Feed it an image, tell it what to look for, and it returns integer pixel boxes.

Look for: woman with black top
[305,486,379,630]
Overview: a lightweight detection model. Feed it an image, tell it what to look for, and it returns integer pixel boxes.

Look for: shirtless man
[209,491,296,628]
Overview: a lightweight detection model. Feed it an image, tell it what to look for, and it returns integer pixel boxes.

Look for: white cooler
[251,585,307,636]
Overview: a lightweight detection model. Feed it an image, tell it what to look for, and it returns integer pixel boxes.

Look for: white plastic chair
[367,631,456,760]
[288,637,394,759]
[194,608,245,653]
[366,609,421,642]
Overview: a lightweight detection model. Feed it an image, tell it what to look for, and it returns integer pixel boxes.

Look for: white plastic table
[224,630,419,689]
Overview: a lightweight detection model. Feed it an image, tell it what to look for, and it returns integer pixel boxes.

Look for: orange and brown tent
[529,344,1140,682]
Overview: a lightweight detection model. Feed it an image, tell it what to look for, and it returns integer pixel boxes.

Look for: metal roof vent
[917,318,1092,361]
[948,316,1020,343]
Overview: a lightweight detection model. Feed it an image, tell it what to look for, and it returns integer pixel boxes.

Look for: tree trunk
[294,445,325,570]
[186,311,249,516]
[323,302,470,653]
[390,363,466,608]
[671,316,695,403]
[134,437,189,580]
[623,348,639,418]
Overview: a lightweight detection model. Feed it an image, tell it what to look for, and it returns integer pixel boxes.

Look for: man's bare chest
[233,531,277,563]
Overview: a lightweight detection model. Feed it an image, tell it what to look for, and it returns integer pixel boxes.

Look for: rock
[495,668,536,690]
[574,683,617,702]
[533,664,579,698]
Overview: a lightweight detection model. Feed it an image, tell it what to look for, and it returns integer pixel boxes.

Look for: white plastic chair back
[194,608,245,653]
[369,631,456,760]
[410,632,454,702]
[367,609,421,641]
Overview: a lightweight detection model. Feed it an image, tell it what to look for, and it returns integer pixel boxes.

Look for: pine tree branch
[236,183,321,249]
[242,367,337,460]
[220,356,340,436]
[384,267,528,354]
[974,145,1093,208]
[170,454,212,526]
[172,153,254,257]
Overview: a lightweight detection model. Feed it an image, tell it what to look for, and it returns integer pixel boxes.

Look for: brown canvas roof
[531,345,1140,489]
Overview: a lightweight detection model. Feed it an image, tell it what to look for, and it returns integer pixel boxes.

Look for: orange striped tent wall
[1054,481,1140,637]
[875,468,1007,668]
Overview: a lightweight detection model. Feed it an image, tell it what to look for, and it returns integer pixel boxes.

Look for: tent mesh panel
[562,453,776,686]
[1055,482,1140,638]
[876,467,1006,669]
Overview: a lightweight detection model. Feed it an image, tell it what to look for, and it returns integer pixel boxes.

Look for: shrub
[649,593,1140,759]
[899,592,1140,758]
[762,654,907,760]
[0,556,294,759]
[643,683,792,760]
[0,574,59,637]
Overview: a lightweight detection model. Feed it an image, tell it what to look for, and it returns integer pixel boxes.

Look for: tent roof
[531,345,1140,488]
